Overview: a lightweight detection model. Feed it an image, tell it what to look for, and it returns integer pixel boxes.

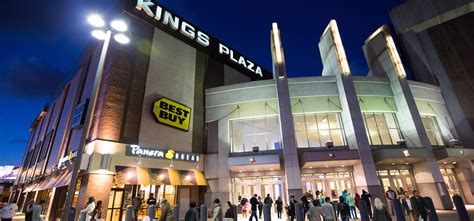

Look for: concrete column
[318,20,384,200]
[75,172,114,219]
[455,160,474,204]
[363,25,452,209]
[271,23,303,200]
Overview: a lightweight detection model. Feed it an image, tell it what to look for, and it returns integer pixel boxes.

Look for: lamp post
[61,14,130,220]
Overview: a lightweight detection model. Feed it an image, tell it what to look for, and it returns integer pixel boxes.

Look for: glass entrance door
[377,169,416,194]
[302,172,355,202]
[440,168,464,200]
[106,188,124,221]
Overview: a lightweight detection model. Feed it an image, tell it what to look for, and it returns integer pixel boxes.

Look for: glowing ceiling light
[114,33,130,44]
[88,14,105,28]
[111,19,128,32]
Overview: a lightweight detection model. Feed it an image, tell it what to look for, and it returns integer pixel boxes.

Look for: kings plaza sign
[130,0,272,80]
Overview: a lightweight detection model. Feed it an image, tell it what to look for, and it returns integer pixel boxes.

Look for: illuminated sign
[126,145,200,162]
[152,97,191,131]
[58,150,78,166]
[131,0,272,80]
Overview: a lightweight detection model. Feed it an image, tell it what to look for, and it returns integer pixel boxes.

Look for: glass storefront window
[363,113,403,145]
[230,116,281,153]
[421,115,444,146]
[293,113,346,148]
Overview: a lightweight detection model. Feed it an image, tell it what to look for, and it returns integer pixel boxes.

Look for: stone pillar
[363,25,453,209]
[455,160,474,204]
[318,20,384,201]
[271,23,303,200]
[75,173,114,219]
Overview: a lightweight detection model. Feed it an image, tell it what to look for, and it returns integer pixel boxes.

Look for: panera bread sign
[126,145,200,162]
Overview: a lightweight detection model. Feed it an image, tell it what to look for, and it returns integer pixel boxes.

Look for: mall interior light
[114,33,130,44]
[88,14,105,28]
[91,30,107,40]
[111,19,128,32]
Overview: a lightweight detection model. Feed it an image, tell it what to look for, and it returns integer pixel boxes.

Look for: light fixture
[309,167,313,169]
[391,163,396,166]
[254,169,258,172]
[159,174,165,180]
[403,149,411,157]
[88,14,105,27]
[405,162,409,165]
[341,165,345,167]
[443,161,447,165]
[325,166,329,168]
[270,168,274,171]
[239,170,243,173]
[91,30,107,40]
[453,162,457,165]
[169,160,174,168]
[111,19,128,32]
[114,33,130,44]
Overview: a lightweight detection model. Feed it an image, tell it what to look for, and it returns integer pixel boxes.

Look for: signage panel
[125,145,200,162]
[71,99,89,129]
[152,97,191,131]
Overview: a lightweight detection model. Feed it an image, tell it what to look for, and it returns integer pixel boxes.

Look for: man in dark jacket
[249,194,259,221]
[264,194,273,207]
[288,195,297,221]
[410,190,429,221]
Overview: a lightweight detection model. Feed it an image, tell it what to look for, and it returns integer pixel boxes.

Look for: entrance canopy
[115,166,206,186]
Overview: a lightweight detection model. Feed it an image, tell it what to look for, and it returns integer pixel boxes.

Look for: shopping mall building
[11,0,474,220]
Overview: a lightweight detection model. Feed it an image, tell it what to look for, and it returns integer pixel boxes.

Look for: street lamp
[61,13,131,220]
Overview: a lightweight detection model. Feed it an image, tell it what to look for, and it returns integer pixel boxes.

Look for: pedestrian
[361,190,372,219]
[345,192,357,219]
[249,194,259,221]
[373,198,391,221]
[301,195,309,220]
[354,193,361,211]
[0,201,18,221]
[288,195,296,221]
[225,201,236,220]
[159,199,174,221]
[91,200,103,221]
[241,197,248,218]
[257,196,263,219]
[402,191,416,221]
[25,200,34,221]
[213,198,223,221]
[80,197,95,221]
[275,196,283,219]
[342,190,347,202]
[321,197,336,221]
[184,202,199,221]
[385,187,397,215]
[132,194,142,221]
[146,193,157,206]
[307,200,323,221]
[337,196,350,221]
[263,194,273,208]
[410,190,429,221]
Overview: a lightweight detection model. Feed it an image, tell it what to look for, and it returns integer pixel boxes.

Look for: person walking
[132,195,142,221]
[301,195,309,220]
[373,198,391,221]
[257,196,263,219]
[361,190,372,219]
[385,187,397,216]
[337,196,350,221]
[242,198,249,218]
[264,194,273,208]
[307,200,323,221]
[288,195,297,221]
[213,199,223,221]
[275,196,283,219]
[146,193,157,207]
[321,197,336,221]
[91,200,103,221]
[81,197,95,221]
[25,200,34,221]
[0,202,18,221]
[225,201,236,220]
[410,190,429,221]
[185,202,199,221]
[249,194,259,221]
[402,191,416,221]
[159,199,174,221]
[345,192,357,219]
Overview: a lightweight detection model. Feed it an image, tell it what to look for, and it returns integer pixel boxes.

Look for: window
[363,113,402,145]
[230,116,281,153]
[421,115,444,145]
[293,113,346,148]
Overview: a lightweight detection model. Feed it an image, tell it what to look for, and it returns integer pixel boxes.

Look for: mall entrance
[440,168,464,201]
[377,169,416,194]
[302,172,355,202]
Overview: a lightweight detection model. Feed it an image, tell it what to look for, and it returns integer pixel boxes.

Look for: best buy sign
[153,97,191,131]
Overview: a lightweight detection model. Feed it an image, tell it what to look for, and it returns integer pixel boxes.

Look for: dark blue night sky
[0,0,404,165]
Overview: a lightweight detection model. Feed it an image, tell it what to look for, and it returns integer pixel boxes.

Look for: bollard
[174,204,180,221]
[295,203,303,221]
[453,195,470,221]
[392,199,406,221]
[148,205,156,219]
[357,200,370,221]
[263,203,271,221]
[233,204,238,221]
[201,204,208,221]
[78,210,86,221]
[69,207,76,221]
[423,197,439,221]
[125,205,134,221]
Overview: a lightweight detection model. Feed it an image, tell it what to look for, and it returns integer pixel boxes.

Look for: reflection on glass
[363,113,402,145]
[230,116,282,153]
[293,113,346,148]
[421,115,444,145]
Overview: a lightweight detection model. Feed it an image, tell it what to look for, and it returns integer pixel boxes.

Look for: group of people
[385,187,430,221]
[79,197,103,221]
[239,194,281,220]
[131,193,174,221]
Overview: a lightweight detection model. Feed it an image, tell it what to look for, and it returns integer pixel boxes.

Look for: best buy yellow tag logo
[153,97,191,131]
